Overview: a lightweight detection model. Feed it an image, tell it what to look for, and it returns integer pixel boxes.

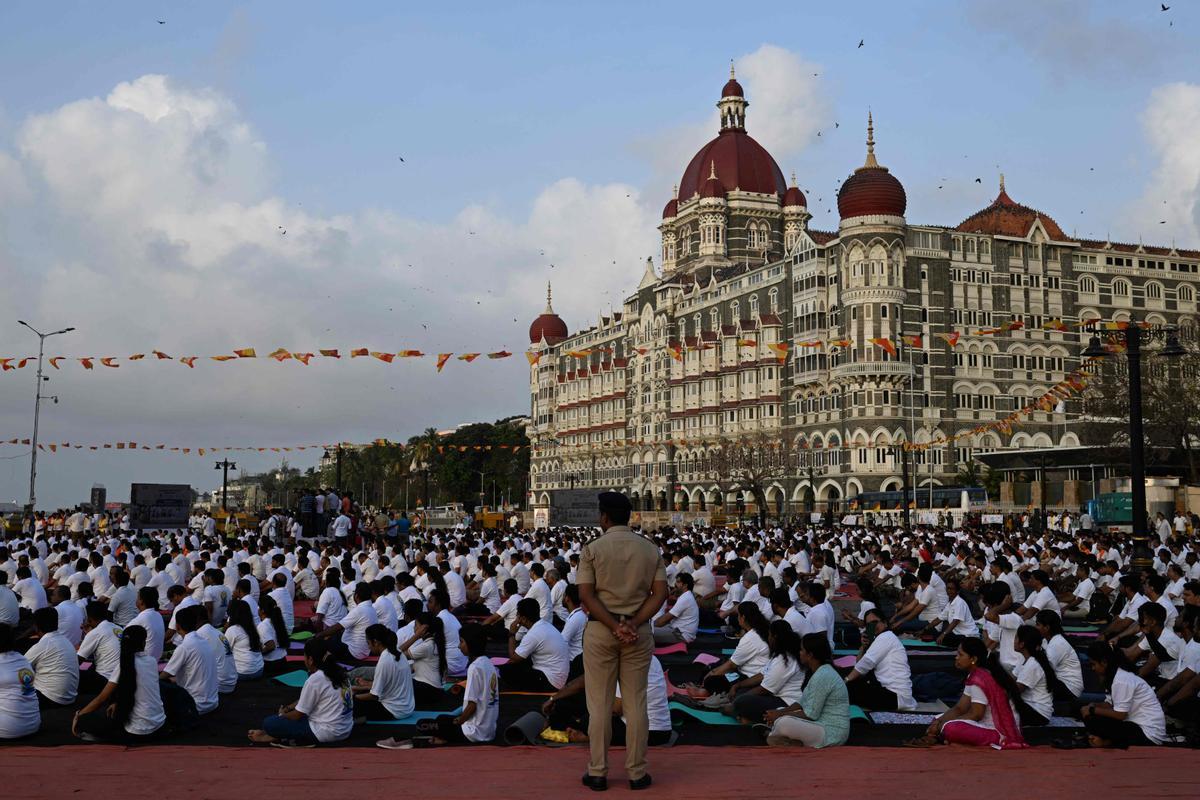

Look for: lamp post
[17,321,74,512]
[214,459,237,511]
[1081,322,1185,574]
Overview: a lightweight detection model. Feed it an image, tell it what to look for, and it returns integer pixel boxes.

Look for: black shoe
[581,774,608,792]
[629,774,653,791]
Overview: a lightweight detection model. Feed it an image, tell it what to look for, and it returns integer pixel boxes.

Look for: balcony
[830,361,915,380]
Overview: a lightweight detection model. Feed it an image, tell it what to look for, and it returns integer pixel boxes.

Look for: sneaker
[376,737,415,750]
[78,732,102,743]
[700,692,728,709]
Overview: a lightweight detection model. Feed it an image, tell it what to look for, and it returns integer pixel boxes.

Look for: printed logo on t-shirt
[113,626,124,640]
[17,668,34,695]
[488,673,500,706]
[340,685,353,714]
[219,635,232,655]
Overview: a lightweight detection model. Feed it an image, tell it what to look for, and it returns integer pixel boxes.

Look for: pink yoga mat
[693,653,720,666]
[490,656,509,666]
[654,642,688,656]
[833,655,857,669]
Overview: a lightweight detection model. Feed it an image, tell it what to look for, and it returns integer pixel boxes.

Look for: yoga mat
[849,705,869,722]
[697,627,722,635]
[367,707,462,726]
[833,649,858,656]
[272,669,309,688]
[285,655,305,662]
[721,648,735,655]
[693,653,721,666]
[289,631,314,641]
[504,711,549,744]
[668,702,740,726]
[490,656,509,666]
[833,655,857,669]
[654,642,688,655]
[1066,631,1099,638]
[898,637,945,649]
[1063,625,1099,632]
[289,642,305,651]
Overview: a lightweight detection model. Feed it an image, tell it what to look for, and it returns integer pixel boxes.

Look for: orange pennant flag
[797,340,823,348]
[457,353,481,362]
[16,359,28,368]
[737,339,757,347]
[0,358,12,371]
[79,358,94,370]
[180,357,197,368]
[634,347,648,355]
[116,442,125,450]
[49,444,57,453]
[49,357,63,369]
[828,339,852,348]
[100,357,119,368]
[153,350,172,360]
[210,355,237,362]
[320,349,340,358]
[351,348,369,358]
[397,350,424,358]
[234,348,256,358]
[870,338,897,357]
[901,334,922,348]
[525,350,542,365]
[487,351,512,359]
[268,348,292,362]
[668,343,683,361]
[1043,319,1068,331]
[436,353,452,371]
[293,352,314,365]
[936,332,961,347]
[128,353,145,361]
[371,351,396,363]
[766,342,790,362]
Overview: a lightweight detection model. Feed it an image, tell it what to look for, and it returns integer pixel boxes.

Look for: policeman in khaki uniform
[577,492,667,792]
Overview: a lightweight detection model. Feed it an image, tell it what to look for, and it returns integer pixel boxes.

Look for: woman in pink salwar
[908,638,1028,749]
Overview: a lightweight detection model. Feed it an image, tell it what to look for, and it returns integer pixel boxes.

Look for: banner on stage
[129,483,191,529]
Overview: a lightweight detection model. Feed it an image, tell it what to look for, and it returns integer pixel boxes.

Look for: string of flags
[0,439,528,456]
[0,318,1149,375]
[0,347,516,373]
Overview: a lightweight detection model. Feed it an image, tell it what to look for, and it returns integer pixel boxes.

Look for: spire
[999,172,1005,193]
[544,281,554,313]
[673,183,679,199]
[730,60,735,79]
[790,170,797,187]
[862,111,879,169]
[709,160,718,180]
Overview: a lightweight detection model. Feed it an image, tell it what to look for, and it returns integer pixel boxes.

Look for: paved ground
[5,744,1197,800]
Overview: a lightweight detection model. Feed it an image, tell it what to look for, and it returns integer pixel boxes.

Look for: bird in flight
[974,178,981,183]
[1162,4,1170,11]
[398,156,405,162]
[858,39,864,48]
[157,20,166,25]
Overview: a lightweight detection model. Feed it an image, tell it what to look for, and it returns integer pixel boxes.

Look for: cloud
[0,74,657,505]
[1129,82,1200,243]
[631,45,829,200]
[965,0,1171,79]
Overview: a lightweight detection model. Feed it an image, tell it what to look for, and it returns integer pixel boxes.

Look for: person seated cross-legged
[499,598,569,692]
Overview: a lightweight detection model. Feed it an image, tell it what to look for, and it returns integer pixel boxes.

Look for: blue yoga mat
[669,701,740,726]
[272,669,309,688]
[366,707,463,726]
[697,627,722,635]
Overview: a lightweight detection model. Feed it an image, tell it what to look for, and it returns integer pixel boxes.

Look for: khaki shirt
[576,526,666,616]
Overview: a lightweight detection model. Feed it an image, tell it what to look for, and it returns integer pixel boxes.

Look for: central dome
[677,67,786,201]
[679,132,787,199]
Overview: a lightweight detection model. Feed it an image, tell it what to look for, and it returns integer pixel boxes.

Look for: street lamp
[1081,322,1185,573]
[17,321,74,512]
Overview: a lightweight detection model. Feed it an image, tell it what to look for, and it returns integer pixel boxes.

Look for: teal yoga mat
[367,707,463,726]
[272,669,309,688]
[669,702,741,726]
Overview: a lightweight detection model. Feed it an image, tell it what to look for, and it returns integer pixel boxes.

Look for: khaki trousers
[583,619,652,779]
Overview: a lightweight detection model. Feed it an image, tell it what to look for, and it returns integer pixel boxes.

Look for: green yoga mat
[367,707,462,725]
[669,702,741,726]
[289,631,315,641]
[272,669,309,688]
[849,705,869,722]
[1064,626,1099,633]
[898,637,946,648]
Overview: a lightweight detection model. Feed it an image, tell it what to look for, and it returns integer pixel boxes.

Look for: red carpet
[4,745,1191,799]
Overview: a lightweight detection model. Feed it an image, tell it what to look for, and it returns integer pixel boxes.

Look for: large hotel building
[525,68,1199,518]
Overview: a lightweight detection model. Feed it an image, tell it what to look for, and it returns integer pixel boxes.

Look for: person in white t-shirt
[352,624,415,721]
[0,623,40,739]
[1082,641,1166,747]
[539,655,673,747]
[25,607,80,707]
[500,599,569,691]
[560,584,588,668]
[847,610,916,711]
[224,599,265,680]
[1034,610,1084,700]
[72,625,166,742]
[700,602,771,706]
[730,620,806,723]
[315,582,377,662]
[257,595,290,673]
[51,587,85,648]
[1060,563,1096,620]
[12,566,48,612]
[1012,625,1055,726]
[652,574,700,645]
[161,606,219,715]
[923,578,978,648]
[249,639,354,746]
[77,602,124,695]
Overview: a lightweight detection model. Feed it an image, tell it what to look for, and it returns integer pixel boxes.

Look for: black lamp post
[1081,323,1185,574]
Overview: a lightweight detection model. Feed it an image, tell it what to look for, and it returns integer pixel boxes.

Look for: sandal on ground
[902,734,938,748]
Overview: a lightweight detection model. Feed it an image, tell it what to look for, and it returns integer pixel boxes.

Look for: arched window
[730,300,740,322]
[1146,281,1163,300]
[768,288,779,313]
[980,240,991,256]
[952,237,961,252]
[1112,279,1131,297]
[966,239,976,255]
[710,308,720,329]
[1079,275,1097,294]
[1179,284,1195,303]
[749,294,760,318]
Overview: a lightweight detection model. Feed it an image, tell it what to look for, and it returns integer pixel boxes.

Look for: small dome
[955,176,1066,240]
[529,283,568,345]
[722,61,744,98]
[699,161,727,199]
[783,173,807,208]
[662,194,678,219]
[837,112,906,220]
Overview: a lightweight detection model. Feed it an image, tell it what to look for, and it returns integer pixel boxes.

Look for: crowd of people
[1,492,1198,756]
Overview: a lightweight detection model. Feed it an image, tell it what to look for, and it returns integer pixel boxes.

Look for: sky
[1,0,1198,508]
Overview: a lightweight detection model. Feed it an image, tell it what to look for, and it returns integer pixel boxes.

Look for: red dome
[721,77,744,98]
[529,313,568,345]
[783,185,807,208]
[956,182,1066,240]
[838,166,906,219]
[679,130,786,200]
[662,197,678,218]
[699,166,727,199]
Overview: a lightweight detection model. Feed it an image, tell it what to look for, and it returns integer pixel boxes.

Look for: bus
[850,486,988,513]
